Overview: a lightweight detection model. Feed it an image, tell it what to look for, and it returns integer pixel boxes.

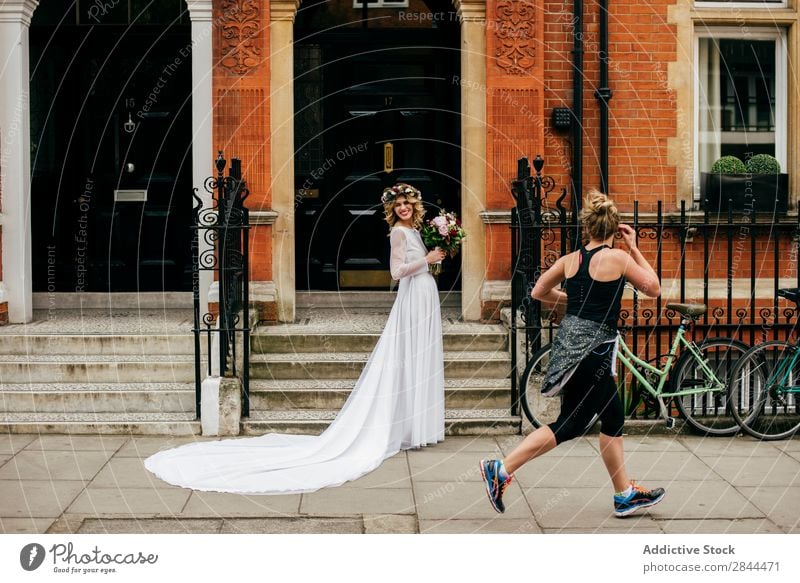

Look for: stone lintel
[480,210,512,224]
[250,210,280,225]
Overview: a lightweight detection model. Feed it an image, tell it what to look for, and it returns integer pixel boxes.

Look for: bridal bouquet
[420,210,466,275]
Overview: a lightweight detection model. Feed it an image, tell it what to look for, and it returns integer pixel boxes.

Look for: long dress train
[144,225,445,494]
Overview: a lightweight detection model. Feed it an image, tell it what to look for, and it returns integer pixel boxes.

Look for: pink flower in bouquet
[431,215,449,236]
[420,210,467,276]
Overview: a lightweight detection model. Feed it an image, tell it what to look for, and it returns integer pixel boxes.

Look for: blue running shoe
[614,481,665,517]
[479,459,512,513]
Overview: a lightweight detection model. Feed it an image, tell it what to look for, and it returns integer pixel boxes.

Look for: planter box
[701,172,789,213]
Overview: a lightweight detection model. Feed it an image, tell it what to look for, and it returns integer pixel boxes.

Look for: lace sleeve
[390,228,428,281]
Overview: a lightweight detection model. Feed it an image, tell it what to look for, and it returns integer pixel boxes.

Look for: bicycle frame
[761,344,800,396]
[615,320,726,399]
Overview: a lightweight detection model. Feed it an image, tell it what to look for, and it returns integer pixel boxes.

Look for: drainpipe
[595,0,612,193]
[572,0,583,214]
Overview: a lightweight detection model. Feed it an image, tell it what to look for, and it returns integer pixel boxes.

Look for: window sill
[691,6,794,18]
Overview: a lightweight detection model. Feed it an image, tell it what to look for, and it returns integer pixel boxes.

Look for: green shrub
[710,156,746,174]
[746,154,781,174]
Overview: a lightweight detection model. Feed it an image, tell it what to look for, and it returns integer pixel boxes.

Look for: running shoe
[479,459,513,513]
[613,481,666,517]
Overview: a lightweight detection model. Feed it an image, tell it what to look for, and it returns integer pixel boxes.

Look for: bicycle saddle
[666,303,707,317]
[777,288,800,303]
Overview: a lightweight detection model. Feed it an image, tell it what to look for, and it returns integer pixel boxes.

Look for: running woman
[480,190,666,517]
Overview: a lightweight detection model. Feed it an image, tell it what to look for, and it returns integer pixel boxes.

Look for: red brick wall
[213,0,272,283]
[539,0,679,213]
[478,0,779,309]
[484,0,546,282]
[484,2,682,288]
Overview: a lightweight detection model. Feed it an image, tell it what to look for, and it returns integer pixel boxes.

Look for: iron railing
[510,155,800,419]
[192,152,251,417]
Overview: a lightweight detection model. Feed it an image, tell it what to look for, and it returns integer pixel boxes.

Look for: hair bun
[579,188,619,240]
[586,191,611,214]
[597,199,614,214]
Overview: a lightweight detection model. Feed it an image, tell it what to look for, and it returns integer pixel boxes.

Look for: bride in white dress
[144,183,446,494]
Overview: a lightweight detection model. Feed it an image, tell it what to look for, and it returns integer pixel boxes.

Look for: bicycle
[727,288,800,440]
[518,303,749,436]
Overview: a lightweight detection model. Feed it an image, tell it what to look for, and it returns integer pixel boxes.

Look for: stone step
[0,331,507,356]
[0,383,196,413]
[0,412,200,435]
[251,331,507,354]
[0,381,509,413]
[0,409,519,436]
[0,355,196,383]
[0,411,694,438]
[32,294,193,310]
[0,308,193,333]
[0,334,197,355]
[241,408,520,436]
[249,379,510,410]
[249,351,511,380]
[297,291,461,309]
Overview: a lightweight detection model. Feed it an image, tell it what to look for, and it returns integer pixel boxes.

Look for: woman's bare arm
[531,256,569,310]
[617,224,661,298]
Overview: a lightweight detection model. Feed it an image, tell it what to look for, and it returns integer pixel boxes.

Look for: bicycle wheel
[728,340,800,441]
[672,336,749,436]
[518,344,599,432]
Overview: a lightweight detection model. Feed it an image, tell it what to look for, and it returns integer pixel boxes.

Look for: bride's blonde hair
[382,183,425,230]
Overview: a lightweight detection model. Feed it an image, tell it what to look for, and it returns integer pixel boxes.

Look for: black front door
[30,13,192,293]
[294,23,461,291]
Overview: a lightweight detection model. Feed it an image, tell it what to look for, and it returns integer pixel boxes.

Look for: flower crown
[381,183,422,205]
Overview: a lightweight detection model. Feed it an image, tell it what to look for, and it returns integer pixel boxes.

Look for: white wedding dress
[144,225,444,494]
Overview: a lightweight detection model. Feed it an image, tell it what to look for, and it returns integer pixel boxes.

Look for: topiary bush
[710,156,746,174]
[745,154,781,174]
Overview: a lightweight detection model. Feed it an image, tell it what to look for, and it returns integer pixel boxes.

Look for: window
[353,0,410,8]
[694,28,787,197]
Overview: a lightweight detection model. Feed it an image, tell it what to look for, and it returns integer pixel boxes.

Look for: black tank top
[565,245,625,329]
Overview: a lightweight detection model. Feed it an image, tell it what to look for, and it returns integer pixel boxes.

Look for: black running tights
[547,343,625,444]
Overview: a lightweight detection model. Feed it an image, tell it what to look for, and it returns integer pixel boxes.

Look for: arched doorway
[29,1,193,293]
[293,0,462,292]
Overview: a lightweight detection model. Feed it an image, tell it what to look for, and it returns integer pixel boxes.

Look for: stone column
[186,0,214,318]
[0,0,38,324]
[455,0,487,321]
[269,0,299,322]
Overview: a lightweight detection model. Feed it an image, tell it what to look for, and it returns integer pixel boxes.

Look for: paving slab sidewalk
[0,433,797,534]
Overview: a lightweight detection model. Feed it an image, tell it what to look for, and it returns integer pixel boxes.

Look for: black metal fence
[192,152,251,417]
[510,155,800,418]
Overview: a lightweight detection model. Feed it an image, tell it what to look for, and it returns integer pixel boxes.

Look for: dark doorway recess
[294,1,462,291]
[30,7,193,293]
